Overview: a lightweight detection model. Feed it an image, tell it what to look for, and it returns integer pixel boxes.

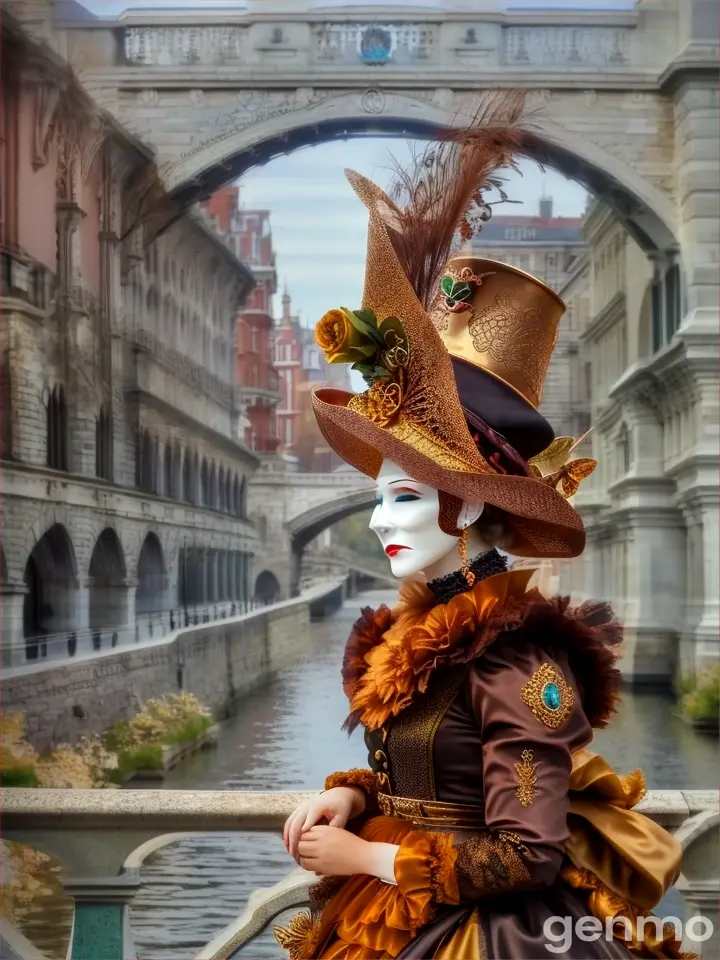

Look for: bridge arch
[168,92,677,254]
[288,488,377,553]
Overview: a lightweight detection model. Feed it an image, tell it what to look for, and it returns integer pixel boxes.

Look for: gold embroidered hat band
[312,170,588,559]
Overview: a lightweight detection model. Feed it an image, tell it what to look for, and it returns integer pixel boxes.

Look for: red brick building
[273,291,352,471]
[205,188,281,454]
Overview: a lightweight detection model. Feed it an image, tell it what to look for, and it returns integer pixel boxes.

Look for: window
[1,350,11,459]
[251,326,260,352]
[617,423,632,474]
[47,385,68,471]
[95,405,113,481]
[651,274,664,353]
[285,418,293,444]
[584,362,592,402]
[665,262,681,341]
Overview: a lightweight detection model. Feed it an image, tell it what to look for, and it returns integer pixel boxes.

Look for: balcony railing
[7,600,274,670]
[2,788,718,960]
[1,248,55,312]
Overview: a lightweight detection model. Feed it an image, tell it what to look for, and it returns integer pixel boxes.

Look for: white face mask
[369,459,484,579]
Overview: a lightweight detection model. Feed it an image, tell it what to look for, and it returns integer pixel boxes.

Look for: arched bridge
[247,468,378,596]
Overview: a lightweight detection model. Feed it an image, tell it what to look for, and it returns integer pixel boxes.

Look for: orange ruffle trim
[324,769,381,810]
[314,817,458,960]
[344,569,536,733]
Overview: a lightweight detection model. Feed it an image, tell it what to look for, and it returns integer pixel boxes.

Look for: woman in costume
[276,100,686,960]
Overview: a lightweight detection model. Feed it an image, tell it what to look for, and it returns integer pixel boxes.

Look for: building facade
[272,291,351,472]
[205,189,281,455]
[470,198,590,438]
[558,199,717,686]
[0,12,259,667]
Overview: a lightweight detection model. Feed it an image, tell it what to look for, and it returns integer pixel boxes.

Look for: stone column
[1,583,28,668]
[64,875,141,960]
[618,507,686,685]
[243,552,251,606]
[674,807,720,960]
[679,489,720,677]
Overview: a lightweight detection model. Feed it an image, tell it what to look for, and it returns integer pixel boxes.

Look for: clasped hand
[283,786,371,876]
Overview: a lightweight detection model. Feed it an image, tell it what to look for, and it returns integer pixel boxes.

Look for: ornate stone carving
[124,26,245,66]
[32,83,60,170]
[190,89,205,106]
[137,89,159,106]
[361,88,386,115]
[583,90,598,106]
[314,22,437,65]
[504,26,630,67]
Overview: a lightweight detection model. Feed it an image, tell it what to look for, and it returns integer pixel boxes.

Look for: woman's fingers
[298,837,318,860]
[282,811,296,851]
[289,806,315,859]
[288,811,304,859]
[302,804,325,833]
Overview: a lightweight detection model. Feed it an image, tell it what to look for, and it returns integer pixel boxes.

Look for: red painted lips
[385,544,408,558]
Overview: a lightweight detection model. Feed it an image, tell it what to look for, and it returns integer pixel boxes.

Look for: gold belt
[378,792,487,829]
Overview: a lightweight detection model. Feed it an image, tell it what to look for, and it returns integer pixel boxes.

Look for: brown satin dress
[305,566,683,960]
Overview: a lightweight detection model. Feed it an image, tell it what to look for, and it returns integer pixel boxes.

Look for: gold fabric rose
[315,308,378,365]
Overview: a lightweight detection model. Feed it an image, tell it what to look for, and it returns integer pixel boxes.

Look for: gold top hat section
[429,255,566,409]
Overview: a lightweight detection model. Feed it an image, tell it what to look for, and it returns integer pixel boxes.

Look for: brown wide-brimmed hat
[311,171,586,559]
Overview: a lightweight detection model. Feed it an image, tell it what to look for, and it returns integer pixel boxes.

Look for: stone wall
[0,589,327,751]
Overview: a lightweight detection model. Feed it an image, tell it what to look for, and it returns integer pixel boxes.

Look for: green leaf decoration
[440,275,455,298]
[350,341,380,360]
[440,275,474,305]
[352,308,386,347]
[340,308,383,349]
[352,360,390,384]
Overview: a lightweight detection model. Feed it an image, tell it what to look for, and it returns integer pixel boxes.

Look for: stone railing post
[64,874,141,960]
[674,807,720,958]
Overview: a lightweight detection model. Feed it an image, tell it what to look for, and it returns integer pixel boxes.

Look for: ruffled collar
[342,568,537,733]
[426,549,508,604]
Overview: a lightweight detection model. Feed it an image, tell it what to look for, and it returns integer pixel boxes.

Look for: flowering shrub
[106,693,213,781]
[106,693,212,753]
[1,693,212,788]
[0,841,63,925]
[0,715,116,789]
[680,663,720,727]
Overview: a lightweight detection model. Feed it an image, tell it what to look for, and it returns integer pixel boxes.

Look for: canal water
[123,590,717,960]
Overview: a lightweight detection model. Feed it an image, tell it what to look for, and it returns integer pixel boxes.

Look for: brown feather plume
[384,91,531,310]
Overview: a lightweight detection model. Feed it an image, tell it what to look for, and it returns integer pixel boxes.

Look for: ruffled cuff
[324,768,380,815]
[394,830,460,926]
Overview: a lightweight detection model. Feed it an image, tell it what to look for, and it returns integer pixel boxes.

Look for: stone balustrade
[2,787,718,960]
[119,17,641,73]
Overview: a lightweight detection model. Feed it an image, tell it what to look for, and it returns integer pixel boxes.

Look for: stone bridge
[58,0,718,286]
[247,467,377,596]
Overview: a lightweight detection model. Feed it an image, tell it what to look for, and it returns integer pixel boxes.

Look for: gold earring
[458,529,476,586]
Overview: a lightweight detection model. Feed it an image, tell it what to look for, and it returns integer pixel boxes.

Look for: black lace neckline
[426,549,508,604]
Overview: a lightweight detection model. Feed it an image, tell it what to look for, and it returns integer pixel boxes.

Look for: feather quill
[384,91,532,310]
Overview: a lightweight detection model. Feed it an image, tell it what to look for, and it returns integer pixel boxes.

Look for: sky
[238,139,587,329]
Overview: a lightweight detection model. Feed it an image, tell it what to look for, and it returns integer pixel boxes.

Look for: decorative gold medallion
[520,662,574,729]
[515,749,537,807]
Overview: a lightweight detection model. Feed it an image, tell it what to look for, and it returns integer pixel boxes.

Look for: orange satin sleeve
[394,829,460,923]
